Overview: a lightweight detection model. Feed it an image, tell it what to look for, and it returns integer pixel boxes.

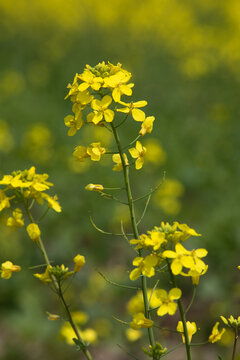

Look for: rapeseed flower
[129,141,146,170]
[73,145,89,162]
[112,153,128,171]
[0,190,13,211]
[208,322,226,343]
[104,71,134,102]
[220,315,240,328]
[78,70,103,91]
[177,321,197,343]
[85,184,104,191]
[1,261,21,279]
[73,254,85,272]
[26,223,41,241]
[130,312,154,330]
[34,265,52,284]
[162,243,194,275]
[88,95,114,124]
[155,288,182,316]
[6,208,24,228]
[139,116,155,136]
[64,112,84,136]
[129,254,158,281]
[87,142,106,161]
[117,100,147,122]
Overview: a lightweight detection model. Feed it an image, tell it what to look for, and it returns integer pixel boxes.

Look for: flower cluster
[129,222,207,286]
[64,62,155,171]
[0,166,61,215]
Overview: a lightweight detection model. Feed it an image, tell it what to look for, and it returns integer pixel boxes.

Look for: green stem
[232,328,239,360]
[110,122,156,350]
[23,199,93,360]
[166,259,192,360]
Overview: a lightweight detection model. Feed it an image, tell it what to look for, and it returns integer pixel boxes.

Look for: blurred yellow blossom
[6,208,24,228]
[26,223,41,241]
[125,328,142,342]
[154,179,184,215]
[130,312,153,330]
[85,184,104,192]
[87,142,106,161]
[1,261,21,279]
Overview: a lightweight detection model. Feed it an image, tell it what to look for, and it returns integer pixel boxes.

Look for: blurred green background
[0,0,240,359]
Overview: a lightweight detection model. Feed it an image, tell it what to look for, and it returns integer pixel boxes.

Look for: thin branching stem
[185,285,197,314]
[98,271,140,290]
[23,198,93,360]
[110,121,156,350]
[166,259,192,360]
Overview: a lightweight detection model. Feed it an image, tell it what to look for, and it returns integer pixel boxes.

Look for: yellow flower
[0,190,13,212]
[60,322,98,345]
[88,95,114,124]
[73,145,89,162]
[181,264,208,285]
[139,116,155,136]
[129,254,158,281]
[155,288,182,316]
[6,208,24,228]
[130,312,154,330]
[87,142,106,161]
[34,265,52,284]
[117,100,147,122]
[220,315,240,328]
[78,70,103,91]
[208,322,226,343]
[125,328,142,342]
[129,141,146,170]
[1,261,21,279]
[145,230,167,250]
[42,193,62,213]
[112,153,129,171]
[64,73,79,99]
[85,184,104,192]
[64,112,84,136]
[177,321,197,343]
[72,90,94,107]
[104,71,134,102]
[162,243,194,275]
[26,223,41,241]
[73,254,85,272]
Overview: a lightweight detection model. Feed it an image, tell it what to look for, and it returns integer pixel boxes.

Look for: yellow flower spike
[6,208,24,228]
[208,322,226,343]
[139,116,155,136]
[163,243,194,275]
[85,184,104,192]
[112,153,129,171]
[78,70,103,91]
[117,100,147,122]
[34,265,52,284]
[64,112,84,136]
[73,145,89,162]
[155,288,182,316]
[130,312,154,330]
[87,142,106,161]
[129,254,158,281]
[88,95,114,124]
[73,254,86,272]
[220,315,240,328]
[177,321,197,343]
[1,261,21,279]
[26,223,41,241]
[129,141,147,170]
